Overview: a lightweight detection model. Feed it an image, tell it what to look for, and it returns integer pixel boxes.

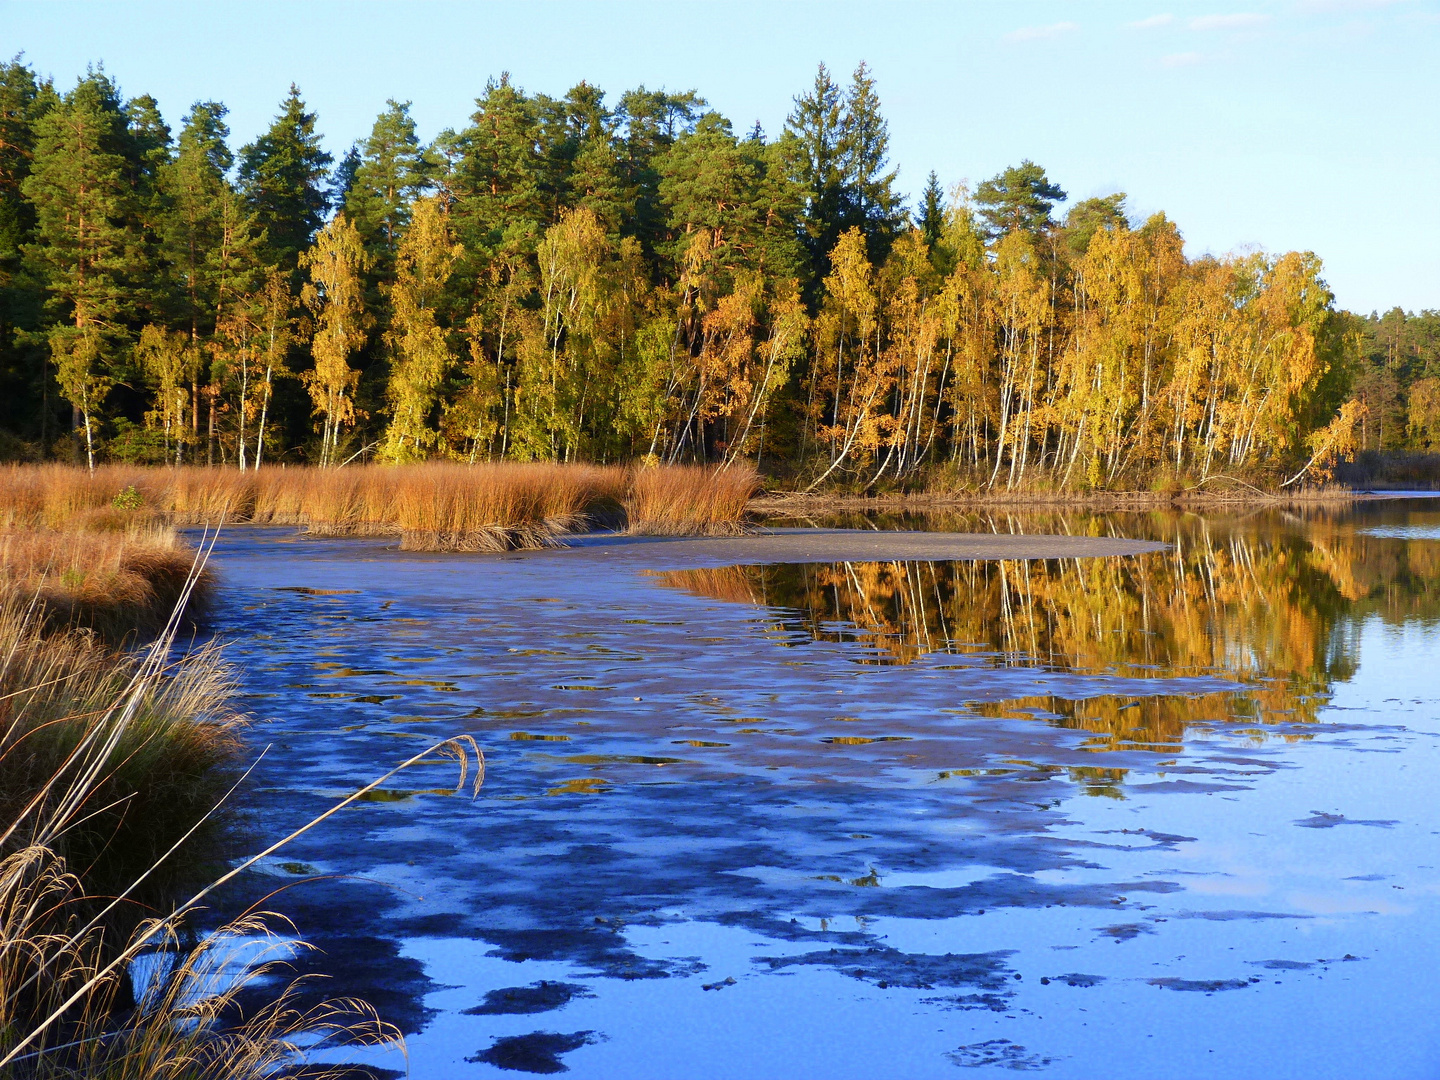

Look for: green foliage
[975,159,1067,239]
[344,99,431,269]
[238,84,332,270]
[0,55,1420,490]
[111,482,143,508]
[785,62,903,281]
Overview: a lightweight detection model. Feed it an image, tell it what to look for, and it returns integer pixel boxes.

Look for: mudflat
[560,527,1168,565]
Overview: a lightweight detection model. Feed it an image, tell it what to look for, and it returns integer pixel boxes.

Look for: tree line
[0,56,1430,486]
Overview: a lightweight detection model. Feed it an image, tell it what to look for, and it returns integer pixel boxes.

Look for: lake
[203,498,1440,1078]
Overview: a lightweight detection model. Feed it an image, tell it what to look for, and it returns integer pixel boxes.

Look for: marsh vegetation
[0,462,758,550]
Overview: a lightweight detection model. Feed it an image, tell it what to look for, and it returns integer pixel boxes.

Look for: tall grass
[0,605,239,911]
[624,463,760,535]
[0,528,210,638]
[0,562,481,1077]
[0,461,754,549]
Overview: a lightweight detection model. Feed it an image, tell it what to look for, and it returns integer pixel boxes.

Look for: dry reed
[0,461,750,549]
[0,600,240,918]
[0,572,480,1077]
[624,463,761,535]
[0,527,210,639]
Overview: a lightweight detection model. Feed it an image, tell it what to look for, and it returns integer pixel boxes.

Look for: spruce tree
[161,101,235,340]
[21,71,141,467]
[785,62,901,286]
[786,63,845,284]
[0,58,52,444]
[837,62,902,254]
[918,171,944,251]
[238,85,332,270]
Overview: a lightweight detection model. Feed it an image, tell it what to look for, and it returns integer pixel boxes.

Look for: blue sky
[3,0,1436,312]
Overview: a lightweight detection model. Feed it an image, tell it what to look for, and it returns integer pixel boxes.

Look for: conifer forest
[2,57,1437,489]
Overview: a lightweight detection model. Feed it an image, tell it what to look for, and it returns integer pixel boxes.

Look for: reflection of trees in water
[655,506,1440,749]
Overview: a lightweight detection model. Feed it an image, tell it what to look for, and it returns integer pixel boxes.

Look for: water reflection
[654,503,1440,749]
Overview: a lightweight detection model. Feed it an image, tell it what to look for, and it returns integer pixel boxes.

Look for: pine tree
[21,71,141,468]
[0,59,42,290]
[1062,193,1128,256]
[238,85,332,270]
[345,100,430,267]
[974,160,1067,240]
[0,58,53,443]
[617,86,704,253]
[451,75,547,253]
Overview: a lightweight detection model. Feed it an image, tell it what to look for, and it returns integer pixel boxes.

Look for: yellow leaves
[299,213,371,465]
[379,199,462,463]
[1285,398,1368,486]
[1407,377,1440,450]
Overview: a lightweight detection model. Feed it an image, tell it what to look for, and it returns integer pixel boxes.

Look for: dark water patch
[464,981,594,1016]
[922,992,1014,1011]
[1100,828,1199,847]
[1250,959,1314,970]
[1127,779,1253,794]
[1040,972,1106,987]
[1176,910,1315,922]
[756,945,1016,991]
[1295,811,1398,829]
[1149,977,1255,993]
[480,927,705,981]
[1099,923,1153,942]
[468,1030,598,1073]
[946,1039,1058,1070]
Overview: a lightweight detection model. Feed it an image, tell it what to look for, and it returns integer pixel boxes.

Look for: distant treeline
[0,57,1434,488]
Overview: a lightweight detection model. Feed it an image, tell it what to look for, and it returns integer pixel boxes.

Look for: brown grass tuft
[0,527,210,639]
[624,463,761,535]
[0,462,754,549]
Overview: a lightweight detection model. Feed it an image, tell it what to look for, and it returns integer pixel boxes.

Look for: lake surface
[204,501,1440,1079]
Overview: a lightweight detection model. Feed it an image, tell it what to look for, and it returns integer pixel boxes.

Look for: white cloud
[1129,13,1176,28]
[1161,50,1205,66]
[1003,20,1080,42]
[1188,12,1272,29]
[1298,0,1411,11]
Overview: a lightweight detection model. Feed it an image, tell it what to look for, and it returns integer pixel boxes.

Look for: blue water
[204,502,1440,1078]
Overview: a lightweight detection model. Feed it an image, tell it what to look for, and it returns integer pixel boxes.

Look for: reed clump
[0,462,751,549]
[0,622,402,1078]
[0,527,210,639]
[0,601,240,921]
[389,462,626,550]
[624,463,761,535]
[0,573,478,1076]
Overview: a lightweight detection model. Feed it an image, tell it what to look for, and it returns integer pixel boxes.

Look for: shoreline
[750,487,1440,515]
